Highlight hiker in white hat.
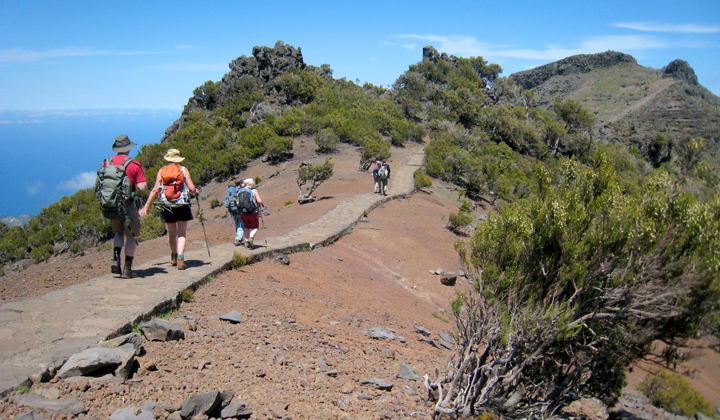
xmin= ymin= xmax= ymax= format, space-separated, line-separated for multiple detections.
xmin=139 ymin=149 xmax=199 ymax=270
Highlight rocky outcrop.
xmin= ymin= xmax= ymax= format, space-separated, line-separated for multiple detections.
xmin=662 ymin=59 xmax=699 ymax=85
xmin=163 ymin=41 xmax=332 ymax=141
xmin=510 ymin=51 xmax=637 ymax=90
xmin=422 ymin=45 xmax=461 ymax=67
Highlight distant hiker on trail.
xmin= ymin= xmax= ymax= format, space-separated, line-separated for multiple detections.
xmin=239 ymin=178 xmax=263 ymax=249
xmin=372 ymin=160 xmax=382 ymax=194
xmin=378 ymin=160 xmax=391 ymax=196
xmin=225 ymin=178 xmax=246 ymax=246
xmin=139 ymin=149 xmax=199 ymax=270
xmin=95 ymin=135 xmax=147 ymax=279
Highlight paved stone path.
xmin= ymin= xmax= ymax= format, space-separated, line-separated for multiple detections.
xmin=0 ymin=146 xmax=425 ymax=396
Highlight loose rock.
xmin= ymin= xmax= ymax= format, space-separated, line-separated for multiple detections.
xmin=139 ymin=319 xmax=185 ymax=342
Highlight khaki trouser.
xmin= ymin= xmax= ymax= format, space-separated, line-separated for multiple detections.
xmin=109 ymin=202 xmax=141 ymax=237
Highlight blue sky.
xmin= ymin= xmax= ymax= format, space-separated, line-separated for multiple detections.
xmin=0 ymin=0 xmax=718 ymax=216
xmin=1 ymin=0 xmax=718 ymax=111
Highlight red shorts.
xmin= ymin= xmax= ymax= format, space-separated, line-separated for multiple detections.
xmin=241 ymin=212 xmax=259 ymax=229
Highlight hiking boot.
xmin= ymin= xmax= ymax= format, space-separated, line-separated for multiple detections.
xmin=111 ymin=259 xmax=122 ymax=275
xmin=246 ymin=237 xmax=254 ymax=249
xmin=177 ymin=257 xmax=187 ymax=270
xmin=121 ymin=264 xmax=135 ymax=279
xmin=171 ymin=253 xmax=178 ymax=267
xmin=111 ymin=247 xmax=122 ymax=275
xmin=234 ymin=238 xmax=243 ymax=246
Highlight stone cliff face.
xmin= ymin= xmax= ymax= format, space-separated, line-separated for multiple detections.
xmin=510 ymin=51 xmax=637 ymax=90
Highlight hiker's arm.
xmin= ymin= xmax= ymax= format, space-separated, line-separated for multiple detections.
xmin=138 ymin=174 xmax=161 ymax=217
xmin=254 ymin=190 xmax=263 ymax=207
xmin=136 ymin=181 xmax=147 ymax=192
xmin=184 ymin=168 xmax=200 ymax=195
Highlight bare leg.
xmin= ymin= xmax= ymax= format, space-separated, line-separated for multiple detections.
xmin=176 ymin=221 xmax=188 ymax=255
xmin=166 ymin=223 xmax=178 ymax=254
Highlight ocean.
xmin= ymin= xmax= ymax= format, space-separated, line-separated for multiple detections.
xmin=0 ymin=108 xmax=180 ymax=218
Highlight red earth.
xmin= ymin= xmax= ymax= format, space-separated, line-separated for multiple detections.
xmin=1 ymin=138 xmax=717 ymax=419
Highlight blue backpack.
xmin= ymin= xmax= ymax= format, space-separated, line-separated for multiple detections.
xmin=225 ymin=185 xmax=241 ymax=214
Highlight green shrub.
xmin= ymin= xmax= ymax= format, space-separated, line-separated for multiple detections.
xmin=137 ymin=212 xmax=166 ymax=243
xmin=180 ymin=288 xmax=194 ymax=302
xmin=231 ymin=252 xmax=253 ymax=268
xmin=30 ymin=244 xmax=53 ymax=263
xmin=315 ymin=128 xmax=338 ymax=153
xmin=414 ymin=169 xmax=432 ymax=190
xmin=209 ymin=198 xmax=220 ymax=209
xmin=449 ymin=199 xmax=473 ymax=230
xmin=264 ymin=135 xmax=294 ymax=161
xmin=638 ymin=370 xmax=716 ymax=418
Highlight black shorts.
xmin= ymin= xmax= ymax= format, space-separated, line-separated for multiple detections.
xmin=160 ymin=205 xmax=194 ymax=224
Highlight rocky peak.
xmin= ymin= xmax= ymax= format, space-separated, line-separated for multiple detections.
xmin=423 ymin=46 xmax=441 ymax=62
xmin=662 ymin=59 xmax=698 ymax=85
xmin=422 ymin=45 xmax=459 ymax=66
xmin=510 ymin=51 xmax=638 ymax=90
xmin=227 ymin=40 xmax=306 ymax=84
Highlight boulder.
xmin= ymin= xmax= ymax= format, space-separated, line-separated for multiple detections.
xmin=361 ymin=377 xmax=394 ymax=391
xmin=179 ymin=390 xmax=221 ymax=420
xmin=109 ymin=407 xmax=156 ymax=420
xmin=398 ymin=363 xmax=421 ymax=382
xmin=139 ymin=319 xmax=184 ymax=341
xmin=367 ymin=327 xmax=395 ymax=340
xmin=414 ymin=326 xmax=431 ymax=336
xmin=114 ymin=343 xmax=138 ymax=380
xmin=219 ymin=311 xmax=243 ymax=324
xmin=440 ymin=272 xmax=457 ymax=286
xmin=98 ymin=333 xmax=144 ymax=356
xmin=220 ymin=400 xmax=252 ymax=419
xmin=56 ymin=347 xmax=122 ymax=379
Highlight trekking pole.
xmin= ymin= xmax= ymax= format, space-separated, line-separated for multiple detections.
xmin=195 ymin=195 xmax=211 ymax=258
xmin=259 ymin=206 xmax=268 ymax=247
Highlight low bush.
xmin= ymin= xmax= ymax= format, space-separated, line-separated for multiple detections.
xmin=638 ymin=370 xmax=716 ymax=418
xmin=448 ymin=199 xmax=473 ymax=231
xmin=30 ymin=244 xmax=53 ymax=263
xmin=414 ymin=169 xmax=432 ymax=190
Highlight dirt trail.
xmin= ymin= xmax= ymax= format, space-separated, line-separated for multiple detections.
xmin=607 ymin=78 xmax=675 ymax=123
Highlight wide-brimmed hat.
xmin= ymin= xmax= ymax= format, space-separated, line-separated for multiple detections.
xmin=243 ymin=178 xmax=255 ymax=188
xmin=112 ymin=135 xmax=136 ymax=153
xmin=163 ymin=149 xmax=185 ymax=163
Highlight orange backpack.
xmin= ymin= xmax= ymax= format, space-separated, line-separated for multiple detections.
xmin=159 ymin=164 xmax=187 ymax=203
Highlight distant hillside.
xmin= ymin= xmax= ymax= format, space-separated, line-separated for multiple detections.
xmin=510 ymin=51 xmax=720 ymax=175
xmin=0 ymin=214 xmax=31 ymax=227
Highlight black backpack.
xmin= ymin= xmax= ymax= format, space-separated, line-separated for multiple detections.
xmin=236 ymin=187 xmax=257 ymax=214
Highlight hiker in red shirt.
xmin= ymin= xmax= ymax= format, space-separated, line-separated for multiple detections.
xmin=104 ymin=135 xmax=147 ymax=278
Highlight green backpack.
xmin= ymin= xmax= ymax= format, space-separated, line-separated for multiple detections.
xmin=95 ymin=157 xmax=136 ymax=221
